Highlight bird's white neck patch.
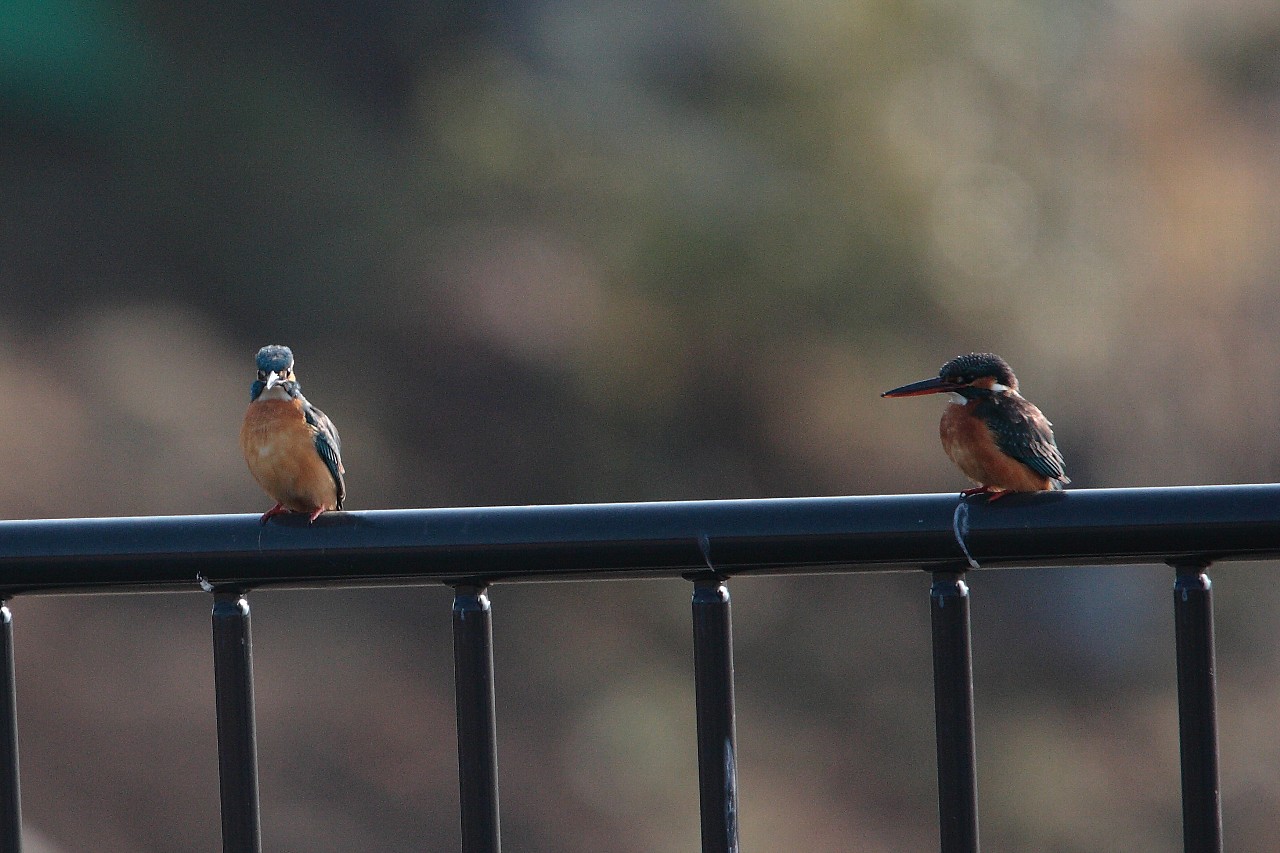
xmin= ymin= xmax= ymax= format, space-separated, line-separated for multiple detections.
xmin=256 ymin=385 xmax=291 ymax=402
xmin=948 ymin=393 xmax=967 ymax=405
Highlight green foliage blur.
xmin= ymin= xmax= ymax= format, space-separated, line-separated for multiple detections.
xmin=4 ymin=0 xmax=1280 ymax=850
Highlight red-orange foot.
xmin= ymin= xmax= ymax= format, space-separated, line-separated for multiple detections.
xmin=260 ymin=503 xmax=287 ymax=524
xmin=307 ymin=507 xmax=327 ymax=523
xmin=960 ymin=485 xmax=1013 ymax=501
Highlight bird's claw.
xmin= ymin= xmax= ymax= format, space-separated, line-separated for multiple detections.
xmin=959 ymin=486 xmax=1010 ymax=501
xmin=260 ymin=503 xmax=287 ymax=524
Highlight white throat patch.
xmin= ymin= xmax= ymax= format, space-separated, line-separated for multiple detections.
xmin=256 ymin=385 xmax=291 ymax=402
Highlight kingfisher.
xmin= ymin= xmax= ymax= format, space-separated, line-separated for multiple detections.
xmin=240 ymin=345 xmax=345 ymax=523
xmin=881 ymin=352 xmax=1068 ymax=499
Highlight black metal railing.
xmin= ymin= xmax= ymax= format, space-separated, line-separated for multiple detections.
xmin=0 ymin=483 xmax=1276 ymax=852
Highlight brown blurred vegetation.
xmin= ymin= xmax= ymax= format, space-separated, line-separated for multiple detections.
xmin=3 ymin=0 xmax=1280 ymax=850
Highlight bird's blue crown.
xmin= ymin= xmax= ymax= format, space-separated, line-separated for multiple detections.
xmin=940 ymin=352 xmax=1015 ymax=386
xmin=255 ymin=345 xmax=294 ymax=374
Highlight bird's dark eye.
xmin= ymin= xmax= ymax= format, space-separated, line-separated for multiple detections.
xmin=257 ymin=370 xmax=266 ymax=380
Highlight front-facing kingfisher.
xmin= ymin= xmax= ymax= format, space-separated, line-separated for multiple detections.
xmin=881 ymin=352 xmax=1068 ymax=499
xmin=240 ymin=345 xmax=345 ymax=523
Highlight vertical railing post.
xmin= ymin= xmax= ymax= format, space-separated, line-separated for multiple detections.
xmin=452 ymin=584 xmax=501 ymax=853
xmin=0 ymin=601 xmax=21 ymax=853
xmin=212 ymin=591 xmax=262 ymax=853
xmin=930 ymin=570 xmax=979 ymax=853
xmin=1171 ymin=560 xmax=1222 ymax=853
xmin=691 ymin=576 xmax=739 ymax=853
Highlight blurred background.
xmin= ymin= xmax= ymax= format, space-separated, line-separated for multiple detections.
xmin=2 ymin=0 xmax=1280 ymax=849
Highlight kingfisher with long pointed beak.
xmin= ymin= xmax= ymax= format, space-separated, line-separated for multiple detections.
xmin=240 ymin=345 xmax=346 ymax=523
xmin=882 ymin=352 xmax=1068 ymax=499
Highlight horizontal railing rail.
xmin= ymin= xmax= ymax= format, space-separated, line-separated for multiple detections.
xmin=0 ymin=483 xmax=1272 ymax=853
xmin=0 ymin=484 xmax=1274 ymax=593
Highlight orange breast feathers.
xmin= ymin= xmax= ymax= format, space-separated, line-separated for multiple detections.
xmin=939 ymin=402 xmax=1054 ymax=493
xmin=240 ymin=399 xmax=341 ymax=513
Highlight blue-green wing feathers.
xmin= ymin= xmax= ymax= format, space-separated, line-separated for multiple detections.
xmin=982 ymin=396 xmax=1069 ymax=484
xmin=302 ymin=399 xmax=346 ymax=509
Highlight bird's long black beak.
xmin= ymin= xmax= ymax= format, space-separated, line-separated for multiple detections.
xmin=881 ymin=376 xmax=960 ymax=398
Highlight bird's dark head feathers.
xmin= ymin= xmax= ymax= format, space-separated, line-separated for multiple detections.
xmin=939 ymin=353 xmax=1017 ymax=391
xmin=255 ymin=345 xmax=294 ymax=374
